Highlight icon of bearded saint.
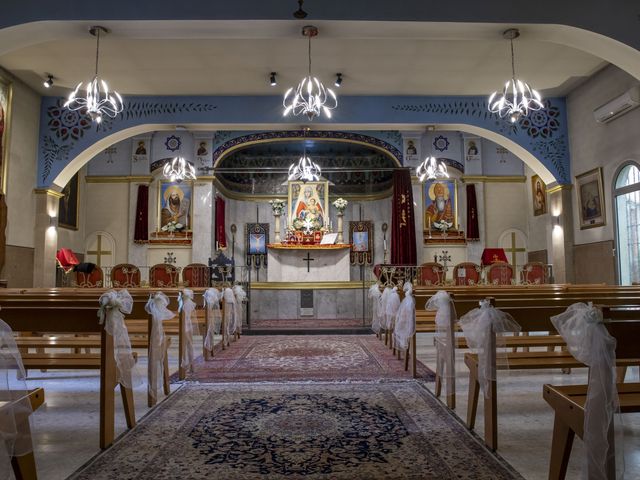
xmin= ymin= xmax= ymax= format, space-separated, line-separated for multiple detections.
xmin=426 ymin=182 xmax=454 ymax=225
xmin=161 ymin=186 xmax=190 ymax=228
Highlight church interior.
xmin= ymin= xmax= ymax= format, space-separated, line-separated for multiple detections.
xmin=1 ymin=2 xmax=639 ymax=479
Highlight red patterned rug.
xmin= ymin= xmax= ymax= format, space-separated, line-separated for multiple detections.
xmin=249 ymin=318 xmax=367 ymax=329
xmin=186 ymin=335 xmax=435 ymax=383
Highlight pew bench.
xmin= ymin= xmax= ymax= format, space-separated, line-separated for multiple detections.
xmin=6 ymin=387 xmax=45 ymax=480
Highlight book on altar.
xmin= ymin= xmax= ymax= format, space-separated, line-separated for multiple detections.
xmin=320 ymin=233 xmax=338 ymax=245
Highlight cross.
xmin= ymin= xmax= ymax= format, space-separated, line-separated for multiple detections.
xmin=504 ymin=231 xmax=526 ymax=270
xmin=302 ymin=252 xmax=315 ymax=272
xmin=164 ymin=252 xmax=177 ymax=264
xmin=438 ymin=250 xmax=452 ymax=271
xmin=86 ymin=234 xmax=112 ymax=267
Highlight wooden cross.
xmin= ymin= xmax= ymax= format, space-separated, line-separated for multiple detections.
xmin=86 ymin=234 xmax=112 ymax=267
xmin=504 ymin=231 xmax=526 ymax=269
xmin=302 ymin=252 xmax=315 ymax=272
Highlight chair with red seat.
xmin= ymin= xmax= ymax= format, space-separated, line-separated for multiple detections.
xmin=418 ymin=262 xmax=445 ymax=286
xmin=111 ymin=263 xmax=141 ymax=288
xmin=149 ymin=264 xmax=179 ymax=288
xmin=182 ymin=263 xmax=209 ymax=287
xmin=486 ymin=262 xmax=514 ymax=285
xmin=75 ymin=266 xmax=104 ymax=288
xmin=452 ymin=262 xmax=482 ymax=286
xmin=520 ymin=261 xmax=547 ymax=284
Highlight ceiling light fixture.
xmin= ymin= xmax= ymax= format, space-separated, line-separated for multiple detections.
xmin=416 ymin=155 xmax=449 ymax=182
xmin=334 ymin=73 xmax=343 ymax=88
xmin=163 ymin=157 xmax=197 ymax=182
xmin=43 ymin=74 xmax=54 ymax=89
xmin=293 ymin=0 xmax=308 ymax=19
xmin=488 ymin=28 xmax=544 ymax=123
xmin=288 ymin=129 xmax=321 ymax=183
xmin=283 ymin=25 xmax=337 ymax=121
xmin=64 ymin=26 xmax=123 ymax=124
xmin=270 ymin=72 xmax=277 ymax=86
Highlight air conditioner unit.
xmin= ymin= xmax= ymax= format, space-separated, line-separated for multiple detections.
xmin=593 ymin=85 xmax=640 ymax=124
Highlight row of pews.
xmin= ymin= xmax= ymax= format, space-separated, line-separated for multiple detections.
xmin=1 ymin=286 xmax=243 ymax=479
xmin=377 ymin=283 xmax=640 ymax=479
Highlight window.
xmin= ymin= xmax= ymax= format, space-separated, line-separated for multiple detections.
xmin=614 ymin=163 xmax=640 ymax=285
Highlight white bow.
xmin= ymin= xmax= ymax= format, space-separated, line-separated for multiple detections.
xmin=426 ymin=290 xmax=457 ymax=400
xmin=223 ymin=288 xmax=237 ymax=338
xmin=203 ymin=288 xmax=222 ymax=351
xmin=368 ymin=283 xmax=382 ymax=334
xmin=385 ymin=287 xmax=401 ymax=330
xmin=393 ymin=282 xmax=415 ymax=350
xmin=232 ymin=285 xmax=246 ymax=335
xmin=179 ymin=289 xmax=197 ymax=372
xmin=145 ymin=292 xmax=174 ymax=400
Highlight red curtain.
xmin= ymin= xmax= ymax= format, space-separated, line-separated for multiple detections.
xmin=466 ymin=184 xmax=480 ymax=241
xmin=215 ymin=195 xmax=227 ymax=250
xmin=133 ymin=184 xmax=148 ymax=243
xmin=390 ymin=169 xmax=417 ymax=265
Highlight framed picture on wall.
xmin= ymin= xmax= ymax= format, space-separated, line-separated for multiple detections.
xmin=349 ymin=221 xmax=373 ymax=265
xmin=0 ymin=74 xmax=12 ymax=195
xmin=576 ymin=167 xmax=606 ymax=229
xmin=158 ymin=180 xmax=193 ymax=231
xmin=531 ymin=174 xmax=547 ymax=216
xmin=245 ymin=222 xmax=269 ymax=268
xmin=58 ymin=173 xmax=79 ymax=230
xmin=423 ymin=179 xmax=458 ymax=232
xmin=288 ymin=181 xmax=329 ymax=231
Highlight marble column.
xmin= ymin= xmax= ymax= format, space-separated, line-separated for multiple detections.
xmin=33 ymin=189 xmax=62 ymax=287
xmin=192 ymin=181 xmax=213 ymax=264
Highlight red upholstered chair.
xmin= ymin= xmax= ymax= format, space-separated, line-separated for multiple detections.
xmin=418 ymin=262 xmax=445 ymax=286
xmin=111 ymin=263 xmax=141 ymax=288
xmin=487 ymin=262 xmax=514 ymax=285
xmin=150 ymin=264 xmax=179 ymax=288
xmin=182 ymin=263 xmax=209 ymax=287
xmin=452 ymin=262 xmax=481 ymax=286
xmin=521 ymin=262 xmax=547 ymax=285
xmin=75 ymin=266 xmax=104 ymax=288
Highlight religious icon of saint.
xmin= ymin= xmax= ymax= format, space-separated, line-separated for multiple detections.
xmin=406 ymin=140 xmax=417 ymax=155
xmin=467 ymin=141 xmax=478 ymax=156
xmin=135 ymin=141 xmax=147 ymax=156
xmin=426 ymin=182 xmax=454 ymax=227
xmin=197 ymin=141 xmax=208 ymax=156
xmin=581 ymin=184 xmax=601 ymax=220
xmin=161 ymin=185 xmax=191 ymax=229
xmin=352 ymin=231 xmax=368 ymax=251
xmin=533 ymin=178 xmax=547 ymax=216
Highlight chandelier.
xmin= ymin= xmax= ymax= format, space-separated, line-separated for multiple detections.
xmin=416 ymin=156 xmax=449 ymax=182
xmin=288 ymin=130 xmax=321 ymax=182
xmin=163 ymin=157 xmax=196 ymax=182
xmin=64 ymin=26 xmax=123 ymax=124
xmin=283 ymin=25 xmax=337 ymax=120
xmin=488 ymin=28 xmax=544 ymax=123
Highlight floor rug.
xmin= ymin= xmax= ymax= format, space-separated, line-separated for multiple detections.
xmin=186 ymin=335 xmax=435 ymax=382
xmin=249 ymin=318 xmax=367 ymax=329
xmin=71 ymin=382 xmax=521 ymax=480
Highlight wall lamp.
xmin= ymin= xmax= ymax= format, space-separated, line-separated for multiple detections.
xmin=270 ymin=72 xmax=277 ymax=87
xmin=43 ymin=74 xmax=54 ymax=88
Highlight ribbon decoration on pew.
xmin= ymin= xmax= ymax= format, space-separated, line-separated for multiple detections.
xmin=223 ymin=288 xmax=237 ymax=339
xmin=368 ymin=282 xmax=382 ymax=334
xmin=0 ymin=319 xmax=33 ymax=478
xmin=178 ymin=289 xmax=197 ymax=373
xmin=97 ymin=289 xmax=140 ymax=388
xmin=551 ymin=303 xmax=625 ymax=480
xmin=459 ymin=299 xmax=520 ymax=398
xmin=394 ymin=282 xmax=416 ymax=350
xmin=145 ymin=292 xmax=174 ymax=400
xmin=385 ymin=286 xmax=401 ymax=331
xmin=233 ymin=285 xmax=247 ymax=335
xmin=427 ymin=290 xmax=457 ymax=403
xmin=379 ymin=286 xmax=393 ymax=332
xmin=203 ymin=288 xmax=222 ymax=351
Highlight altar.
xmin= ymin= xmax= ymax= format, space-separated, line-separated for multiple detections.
xmin=267 ymin=244 xmax=351 ymax=282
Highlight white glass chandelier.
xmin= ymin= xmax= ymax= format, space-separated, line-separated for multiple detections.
xmin=283 ymin=25 xmax=337 ymax=120
xmin=163 ymin=157 xmax=197 ymax=182
xmin=488 ymin=28 xmax=544 ymax=123
xmin=288 ymin=154 xmax=321 ymax=183
xmin=416 ymin=156 xmax=449 ymax=182
xmin=64 ymin=26 xmax=123 ymax=124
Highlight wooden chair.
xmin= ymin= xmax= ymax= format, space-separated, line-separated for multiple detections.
xmin=452 ymin=262 xmax=481 ymax=286
xmin=149 ymin=264 xmax=179 ymax=288
xmin=418 ymin=262 xmax=445 ymax=286
xmin=521 ymin=261 xmax=547 ymax=284
xmin=486 ymin=262 xmax=514 ymax=285
xmin=75 ymin=266 xmax=104 ymax=288
xmin=182 ymin=263 xmax=209 ymax=287
xmin=110 ymin=263 xmax=141 ymax=288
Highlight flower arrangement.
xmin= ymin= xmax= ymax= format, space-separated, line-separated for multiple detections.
xmin=269 ymin=199 xmax=286 ymax=215
xmin=433 ymin=220 xmax=452 ymax=233
xmin=162 ymin=221 xmax=184 ymax=233
xmin=332 ymin=198 xmax=348 ymax=214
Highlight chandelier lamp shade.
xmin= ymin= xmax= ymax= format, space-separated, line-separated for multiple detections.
xmin=487 ymin=28 xmax=544 ymax=123
xmin=416 ymin=155 xmax=449 ymax=182
xmin=163 ymin=157 xmax=197 ymax=182
xmin=283 ymin=25 xmax=337 ymax=120
xmin=288 ymin=154 xmax=322 ymax=183
xmin=64 ymin=26 xmax=124 ymax=124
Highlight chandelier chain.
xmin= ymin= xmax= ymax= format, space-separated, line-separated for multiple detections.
xmin=308 ymin=34 xmax=312 ymax=76
xmin=94 ymin=27 xmax=101 ymax=76
xmin=510 ymin=38 xmax=516 ymax=79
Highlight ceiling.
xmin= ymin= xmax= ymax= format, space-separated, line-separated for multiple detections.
xmin=0 ymin=20 xmax=606 ymax=97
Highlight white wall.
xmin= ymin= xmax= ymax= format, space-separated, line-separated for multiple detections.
xmin=484 ymin=182 xmax=528 ymax=247
xmin=524 ymin=165 xmax=551 ymax=254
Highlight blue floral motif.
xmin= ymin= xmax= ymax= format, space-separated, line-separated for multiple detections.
xmin=164 ymin=135 xmax=182 ymax=152
xmin=433 ymin=135 xmax=450 ymax=152
xmin=518 ymin=102 xmax=561 ymax=139
xmin=47 ymin=100 xmax=91 ymax=141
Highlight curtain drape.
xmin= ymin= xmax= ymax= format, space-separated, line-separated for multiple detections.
xmin=215 ymin=195 xmax=227 ymax=250
xmin=133 ymin=184 xmax=148 ymax=243
xmin=390 ymin=169 xmax=417 ymax=265
xmin=466 ymin=184 xmax=480 ymax=241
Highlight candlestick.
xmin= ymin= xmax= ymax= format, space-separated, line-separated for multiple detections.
xmin=383 ymin=238 xmax=387 ymax=251
xmin=428 ymin=217 xmax=431 ymax=234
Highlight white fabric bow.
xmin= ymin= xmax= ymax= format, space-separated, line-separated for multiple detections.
xmin=0 ymin=319 xmax=33 ymax=479
xmin=179 ymin=289 xmax=197 ymax=372
xmin=223 ymin=288 xmax=237 ymax=338
xmin=203 ymin=288 xmax=222 ymax=351
xmin=393 ymin=282 xmax=416 ymax=350
xmin=145 ymin=292 xmax=174 ymax=400
xmin=98 ymin=289 xmax=139 ymax=388
xmin=368 ymin=283 xmax=382 ymax=334
xmin=232 ymin=285 xmax=246 ymax=335
xmin=379 ymin=287 xmax=393 ymax=331
xmin=459 ymin=300 xmax=520 ymax=398
xmin=551 ymin=303 xmax=624 ymax=480
xmin=385 ymin=287 xmax=401 ymax=330
xmin=426 ymin=290 xmax=457 ymax=400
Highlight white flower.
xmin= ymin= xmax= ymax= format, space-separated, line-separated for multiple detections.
xmin=269 ymin=199 xmax=286 ymax=215
xmin=333 ymin=198 xmax=348 ymax=210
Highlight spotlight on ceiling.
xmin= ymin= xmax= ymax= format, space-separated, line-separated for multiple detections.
xmin=270 ymin=72 xmax=277 ymax=87
xmin=43 ymin=74 xmax=54 ymax=89
xmin=334 ymin=73 xmax=343 ymax=88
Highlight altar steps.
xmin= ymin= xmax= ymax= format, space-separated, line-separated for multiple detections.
xmin=245 ymin=318 xmax=372 ymax=336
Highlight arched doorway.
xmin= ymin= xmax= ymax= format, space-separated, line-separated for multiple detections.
xmin=613 ymin=162 xmax=640 ymax=285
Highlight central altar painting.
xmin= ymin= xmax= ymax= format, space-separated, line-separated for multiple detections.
xmin=288 ymin=181 xmax=329 ymax=231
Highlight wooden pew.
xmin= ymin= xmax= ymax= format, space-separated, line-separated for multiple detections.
xmin=543 ymin=307 xmax=640 ymax=480
xmin=7 ymin=387 xmax=45 ymax=480
xmin=0 ymin=298 xmax=134 ymax=449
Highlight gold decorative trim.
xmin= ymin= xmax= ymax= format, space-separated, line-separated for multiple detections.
xmin=461 ymin=175 xmax=527 ymax=183
xmin=251 ymin=281 xmax=373 ymax=290
xmin=85 ymin=176 xmax=153 ymax=183
xmin=547 ymin=184 xmax=573 ymax=194
xmin=33 ymin=188 xmax=64 ymax=199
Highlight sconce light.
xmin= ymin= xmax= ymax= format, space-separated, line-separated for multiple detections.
xmin=270 ymin=72 xmax=277 ymax=86
xmin=554 ymin=215 xmax=561 ymax=226
xmin=49 ymin=215 xmax=56 ymax=227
